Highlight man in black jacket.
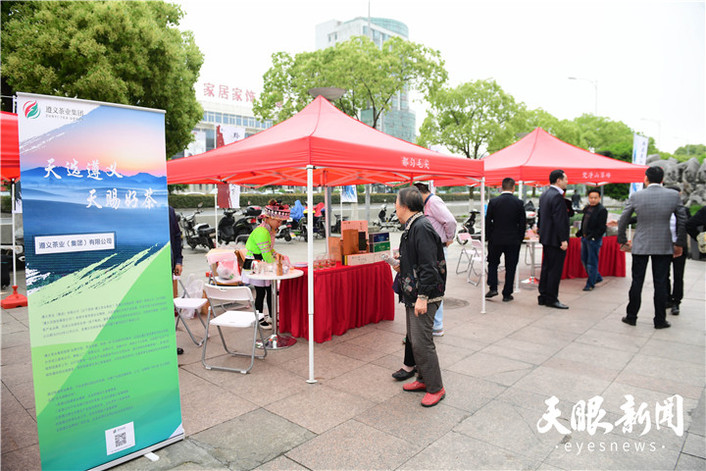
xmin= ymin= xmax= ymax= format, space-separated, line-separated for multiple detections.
xmin=537 ymin=169 xmax=570 ymax=309
xmin=485 ymin=177 xmax=526 ymax=302
xmin=576 ymin=188 xmax=608 ymax=291
xmin=394 ymin=186 xmax=446 ymax=407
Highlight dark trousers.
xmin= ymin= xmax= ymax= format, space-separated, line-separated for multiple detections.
xmin=538 ymin=245 xmax=567 ymax=304
xmin=254 ymin=285 xmax=272 ymax=316
xmin=668 ymin=252 xmax=687 ymax=306
xmin=406 ymin=301 xmax=443 ymax=393
xmin=626 ymin=254 xmax=672 ymax=325
xmin=487 ymin=243 xmax=521 ymax=297
xmin=580 ymin=237 xmax=603 ymax=288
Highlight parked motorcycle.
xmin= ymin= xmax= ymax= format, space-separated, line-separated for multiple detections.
xmin=378 ymin=203 xmax=403 ymax=231
xmin=180 ymin=203 xmax=216 ymax=250
xmin=455 ymin=210 xmax=480 ymax=245
xmin=217 ymin=206 xmax=261 ymax=245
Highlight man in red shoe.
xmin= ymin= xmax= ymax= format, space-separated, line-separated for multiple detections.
xmin=395 ymin=186 xmax=446 ymax=407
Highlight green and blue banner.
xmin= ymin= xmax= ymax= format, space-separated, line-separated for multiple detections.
xmin=17 ymin=93 xmax=182 ymax=470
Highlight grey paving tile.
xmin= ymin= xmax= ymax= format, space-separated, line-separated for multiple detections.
xmin=0 ymin=361 xmax=34 ymax=390
xmin=114 ymin=438 xmax=227 ymax=470
xmin=0 ymin=342 xmax=31 ymax=366
xmin=279 ymin=348 xmax=367 ymax=382
xmin=511 ymin=365 xmax=613 ymax=404
xmin=683 ymin=432 xmax=706 ymax=459
xmin=355 ymin=392 xmax=469 ymax=447
xmin=255 ymin=455 xmax=309 ymax=470
xmin=481 ymin=337 xmax=562 ymax=365
xmin=553 ymin=341 xmax=636 ymax=372
xmin=4 ymin=376 xmax=35 ymax=410
xmin=180 ymin=381 xmax=259 ymax=435
xmin=574 ymin=328 xmax=650 ymax=353
xmin=182 ymin=358 xmax=312 ymax=408
xmin=507 ymin=326 xmax=580 ymax=351
xmin=1 ymin=384 xmax=38 ymax=453
xmin=434 ymin=370 xmax=506 ymax=413
xmin=0 ymin=443 xmax=41 ymax=471
xmin=399 ymin=430 xmax=538 ymax=470
xmin=688 ymin=390 xmax=706 ymax=436
xmin=326 ymin=363 xmax=404 ymax=403
xmin=620 ymin=354 xmax=705 ymax=389
xmin=190 ymin=408 xmax=314 ymax=470
xmin=675 ymin=452 xmax=706 ymax=470
xmin=265 ymin=383 xmax=374 ymax=434
xmin=447 ymin=351 xmax=534 ymax=386
xmin=286 ymin=419 xmax=419 ymax=470
xmin=454 ymin=400 xmax=565 ymax=461
xmin=329 ymin=338 xmax=396 ymax=362
xmin=523 ymin=312 xmax=597 ymax=335
xmin=614 ymin=371 xmax=704 ymax=401
xmin=541 ymin=356 xmax=621 ymax=383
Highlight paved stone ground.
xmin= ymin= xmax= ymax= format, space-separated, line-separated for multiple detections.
xmin=2 ymin=235 xmax=705 ymax=470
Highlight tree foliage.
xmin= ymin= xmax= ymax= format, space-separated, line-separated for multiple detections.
xmin=417 ymin=79 xmax=520 ymax=158
xmin=253 ymin=36 xmax=447 ymax=131
xmin=1 ymin=0 xmax=203 ymax=157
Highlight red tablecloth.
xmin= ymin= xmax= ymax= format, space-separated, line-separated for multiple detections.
xmin=278 ymin=261 xmax=395 ymax=343
xmin=561 ymin=235 xmax=626 ymax=279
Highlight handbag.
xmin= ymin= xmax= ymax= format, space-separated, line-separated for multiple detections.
xmin=392 ymin=273 xmax=401 ymax=294
xmin=697 ymin=232 xmax=706 ymax=254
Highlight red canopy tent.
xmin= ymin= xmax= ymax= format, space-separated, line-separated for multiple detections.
xmin=1 ymin=111 xmax=21 ymax=182
xmin=167 ymin=96 xmax=483 ymax=187
xmin=167 ymin=97 xmax=486 ymax=382
xmin=1 ymin=111 xmax=27 ymax=308
xmin=437 ymin=127 xmax=648 ymax=187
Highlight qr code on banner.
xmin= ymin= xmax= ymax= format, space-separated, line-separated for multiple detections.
xmin=105 ymin=422 xmax=135 ymax=455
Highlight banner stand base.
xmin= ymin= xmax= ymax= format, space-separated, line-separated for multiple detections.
xmin=88 ymin=434 xmax=184 ymax=471
xmin=1 ymin=286 xmax=28 ymax=309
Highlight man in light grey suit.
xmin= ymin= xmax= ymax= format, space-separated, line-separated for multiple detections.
xmin=618 ymin=166 xmax=686 ymax=329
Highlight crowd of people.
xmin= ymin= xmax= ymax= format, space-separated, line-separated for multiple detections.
xmin=174 ymin=170 xmax=704 ymax=408
xmin=387 ymin=167 xmax=703 ymax=407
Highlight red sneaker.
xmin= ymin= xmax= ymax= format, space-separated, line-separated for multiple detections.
xmin=421 ymin=388 xmax=446 ymax=407
xmin=403 ymin=381 xmax=427 ymax=392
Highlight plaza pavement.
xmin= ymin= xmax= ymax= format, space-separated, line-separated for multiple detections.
xmin=2 ymin=234 xmax=705 ymax=471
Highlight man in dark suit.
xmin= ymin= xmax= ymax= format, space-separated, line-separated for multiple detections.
xmin=537 ymin=169 xmax=570 ymax=309
xmin=617 ymin=167 xmax=686 ymax=329
xmin=576 ymin=188 xmax=608 ymax=291
xmin=485 ymin=177 xmax=526 ymax=302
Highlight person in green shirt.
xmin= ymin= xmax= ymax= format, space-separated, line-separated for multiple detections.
xmin=244 ymin=200 xmax=289 ymax=329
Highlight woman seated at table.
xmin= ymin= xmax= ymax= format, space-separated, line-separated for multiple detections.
xmin=243 ymin=199 xmax=290 ymax=330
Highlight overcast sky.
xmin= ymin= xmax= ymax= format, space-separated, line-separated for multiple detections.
xmin=176 ymin=0 xmax=705 ymax=154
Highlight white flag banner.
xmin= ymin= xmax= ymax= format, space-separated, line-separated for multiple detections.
xmin=185 ymin=130 xmax=206 ymax=157
xmin=219 ymin=125 xmax=246 ymax=145
xmin=630 ymin=134 xmax=649 ymax=196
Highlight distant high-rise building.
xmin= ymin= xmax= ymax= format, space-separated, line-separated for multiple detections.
xmin=316 ymin=17 xmax=416 ymax=143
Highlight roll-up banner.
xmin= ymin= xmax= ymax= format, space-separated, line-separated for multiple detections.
xmin=17 ymin=93 xmax=183 ymax=471
xmin=630 ymin=133 xmax=649 ymax=196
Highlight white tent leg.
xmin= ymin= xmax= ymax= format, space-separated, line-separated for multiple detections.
xmin=306 ymin=165 xmax=317 ymax=384
xmin=515 ymin=181 xmax=524 ymax=293
xmin=480 ymin=178 xmax=486 ymax=314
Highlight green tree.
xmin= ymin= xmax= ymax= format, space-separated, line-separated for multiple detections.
xmin=1 ymin=0 xmax=203 ymax=157
xmin=674 ymin=144 xmax=706 ymax=163
xmin=417 ymin=79 xmax=520 ymax=158
xmin=253 ymin=36 xmax=447 ymax=133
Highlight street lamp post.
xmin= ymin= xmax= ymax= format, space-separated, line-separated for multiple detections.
xmin=568 ymin=76 xmax=598 ymax=116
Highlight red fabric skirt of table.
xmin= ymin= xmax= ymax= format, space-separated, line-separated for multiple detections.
xmin=561 ymin=235 xmax=626 ymax=279
xmin=278 ymin=261 xmax=395 ymax=343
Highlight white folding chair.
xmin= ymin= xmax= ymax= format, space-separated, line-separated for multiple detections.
xmin=174 ymin=276 xmax=207 ymax=346
xmin=465 ymin=239 xmax=485 ymax=286
xmin=201 ymin=284 xmax=267 ymax=374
